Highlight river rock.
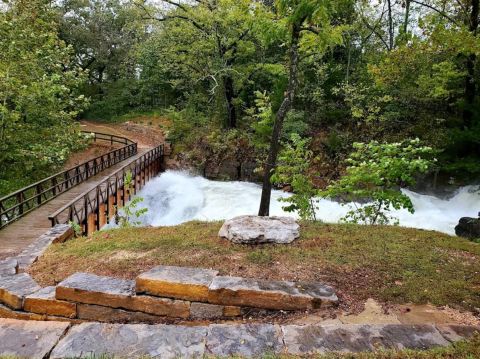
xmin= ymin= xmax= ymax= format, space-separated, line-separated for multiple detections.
xmin=218 ymin=215 xmax=299 ymax=244
xmin=455 ymin=215 xmax=480 ymax=239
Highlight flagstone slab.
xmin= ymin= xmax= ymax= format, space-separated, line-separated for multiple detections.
xmin=436 ymin=324 xmax=480 ymax=342
xmin=0 ymin=258 xmax=18 ymax=277
xmin=282 ymin=324 xmax=451 ymax=354
xmin=24 ymin=286 xmax=76 ymax=318
xmin=0 ymin=318 xmax=70 ymax=359
xmin=205 ymin=324 xmax=284 ymax=357
xmin=56 ymin=272 xmax=190 ymax=318
xmin=136 ymin=265 xmax=219 ymax=302
xmin=0 ymin=273 xmax=41 ymax=309
xmin=208 ymin=276 xmax=338 ymax=310
xmin=50 ymin=322 xmax=208 ymax=359
xmin=76 ymin=304 xmax=167 ymax=324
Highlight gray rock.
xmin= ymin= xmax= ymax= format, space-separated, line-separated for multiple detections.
xmin=219 ymin=215 xmax=300 ymax=244
xmin=436 ymin=324 xmax=480 ymax=342
xmin=0 ymin=273 xmax=41 ymax=309
xmin=50 ymin=323 xmax=207 ymax=359
xmin=0 ymin=318 xmax=70 ymax=359
xmin=282 ymin=324 xmax=451 ymax=354
xmin=190 ymin=302 xmax=224 ymax=319
xmin=208 ymin=275 xmax=338 ymax=310
xmin=206 ymin=324 xmax=284 ymax=357
xmin=0 ymin=258 xmax=18 ymax=277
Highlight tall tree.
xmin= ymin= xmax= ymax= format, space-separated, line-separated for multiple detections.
xmin=258 ymin=0 xmax=346 ymax=215
xmin=136 ymin=0 xmax=268 ymax=128
xmin=0 ymin=0 xmax=87 ymax=194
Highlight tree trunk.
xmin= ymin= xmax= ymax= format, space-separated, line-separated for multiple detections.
xmin=258 ymin=22 xmax=302 ymax=216
xmin=463 ymin=0 xmax=479 ymax=126
xmin=387 ymin=0 xmax=394 ymax=50
xmin=402 ymin=0 xmax=411 ymax=35
xmin=223 ymin=75 xmax=237 ymax=128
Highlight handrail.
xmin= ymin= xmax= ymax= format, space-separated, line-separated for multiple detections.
xmin=49 ymin=144 xmax=164 ymax=234
xmin=0 ymin=131 xmax=138 ymax=229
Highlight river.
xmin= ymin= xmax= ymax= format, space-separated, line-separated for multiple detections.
xmin=130 ymin=170 xmax=479 ymax=235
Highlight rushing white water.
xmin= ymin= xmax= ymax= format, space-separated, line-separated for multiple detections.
xmin=129 ymin=170 xmax=479 ymax=235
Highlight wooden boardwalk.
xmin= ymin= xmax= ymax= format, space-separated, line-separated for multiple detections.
xmin=0 ymin=149 xmax=148 ymax=259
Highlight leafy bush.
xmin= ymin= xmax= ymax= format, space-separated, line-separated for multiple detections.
xmin=115 ymin=171 xmax=148 ymax=228
xmin=272 ymin=133 xmax=319 ymax=221
xmin=322 ymin=139 xmax=437 ymax=225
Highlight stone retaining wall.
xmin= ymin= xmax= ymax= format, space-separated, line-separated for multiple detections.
xmin=1 ymin=226 xmax=338 ymax=323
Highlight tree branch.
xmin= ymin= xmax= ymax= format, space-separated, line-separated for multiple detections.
xmin=410 ymin=0 xmax=459 ymax=25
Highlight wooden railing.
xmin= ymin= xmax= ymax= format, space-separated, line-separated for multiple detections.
xmin=0 ymin=131 xmax=137 ymax=229
xmin=49 ymin=144 xmax=164 ymax=235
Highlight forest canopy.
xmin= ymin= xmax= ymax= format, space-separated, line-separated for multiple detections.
xmin=0 ymin=0 xmax=479 ymax=197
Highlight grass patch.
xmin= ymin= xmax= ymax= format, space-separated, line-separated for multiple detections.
xmin=29 ymin=222 xmax=480 ymax=311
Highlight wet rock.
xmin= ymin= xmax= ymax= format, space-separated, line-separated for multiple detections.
xmin=218 ymin=215 xmax=300 ymax=244
xmin=0 ymin=318 xmax=70 ymax=359
xmin=206 ymin=324 xmax=283 ymax=357
xmin=136 ymin=265 xmax=218 ymax=302
xmin=50 ymin=323 xmax=207 ymax=359
xmin=57 ymin=272 xmax=190 ymax=318
xmin=208 ymin=276 xmax=337 ymax=310
xmin=0 ymin=273 xmax=41 ymax=309
xmin=24 ymin=286 xmax=76 ymax=318
xmin=455 ymin=215 xmax=480 ymax=239
xmin=282 ymin=324 xmax=450 ymax=354
xmin=0 ymin=258 xmax=18 ymax=277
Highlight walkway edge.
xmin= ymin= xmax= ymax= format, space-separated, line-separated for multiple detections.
xmin=0 ymin=319 xmax=478 ymax=358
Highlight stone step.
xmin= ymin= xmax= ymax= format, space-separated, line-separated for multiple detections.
xmin=0 ymin=258 xmax=18 ymax=277
xmin=208 ymin=276 xmax=338 ymax=310
xmin=24 ymin=286 xmax=76 ymax=319
xmin=135 ymin=265 xmax=338 ymax=311
xmin=136 ymin=265 xmax=218 ymax=302
xmin=56 ymin=272 xmax=190 ymax=318
xmin=0 ymin=318 xmax=70 ymax=359
xmin=0 ymin=273 xmax=41 ymax=310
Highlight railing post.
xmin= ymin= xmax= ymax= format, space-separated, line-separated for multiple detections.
xmin=16 ymin=192 xmax=24 ymax=215
xmin=36 ymin=184 xmax=42 ymax=205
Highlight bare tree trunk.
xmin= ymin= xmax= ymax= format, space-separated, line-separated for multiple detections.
xmin=463 ymin=0 xmax=479 ymax=126
xmin=402 ymin=0 xmax=411 ymax=34
xmin=223 ymin=75 xmax=237 ymax=128
xmin=387 ymin=0 xmax=394 ymax=50
xmin=258 ymin=22 xmax=302 ymax=216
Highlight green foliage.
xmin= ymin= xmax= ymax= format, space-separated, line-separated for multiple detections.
xmin=115 ymin=171 xmax=148 ymax=228
xmin=0 ymin=0 xmax=88 ymax=196
xmin=68 ymin=221 xmax=82 ymax=238
xmin=322 ymin=139 xmax=437 ymax=225
xmin=272 ymin=134 xmax=319 ymax=220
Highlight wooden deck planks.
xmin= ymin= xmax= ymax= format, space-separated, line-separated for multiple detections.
xmin=0 ymin=149 xmax=148 ymax=259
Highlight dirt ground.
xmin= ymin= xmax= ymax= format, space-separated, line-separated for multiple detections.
xmin=80 ymin=120 xmax=166 ymax=149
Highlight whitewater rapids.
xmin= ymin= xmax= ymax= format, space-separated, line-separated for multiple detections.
xmin=129 ymin=170 xmax=479 ymax=235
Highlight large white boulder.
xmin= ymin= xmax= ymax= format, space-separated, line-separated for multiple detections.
xmin=218 ymin=215 xmax=300 ymax=244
